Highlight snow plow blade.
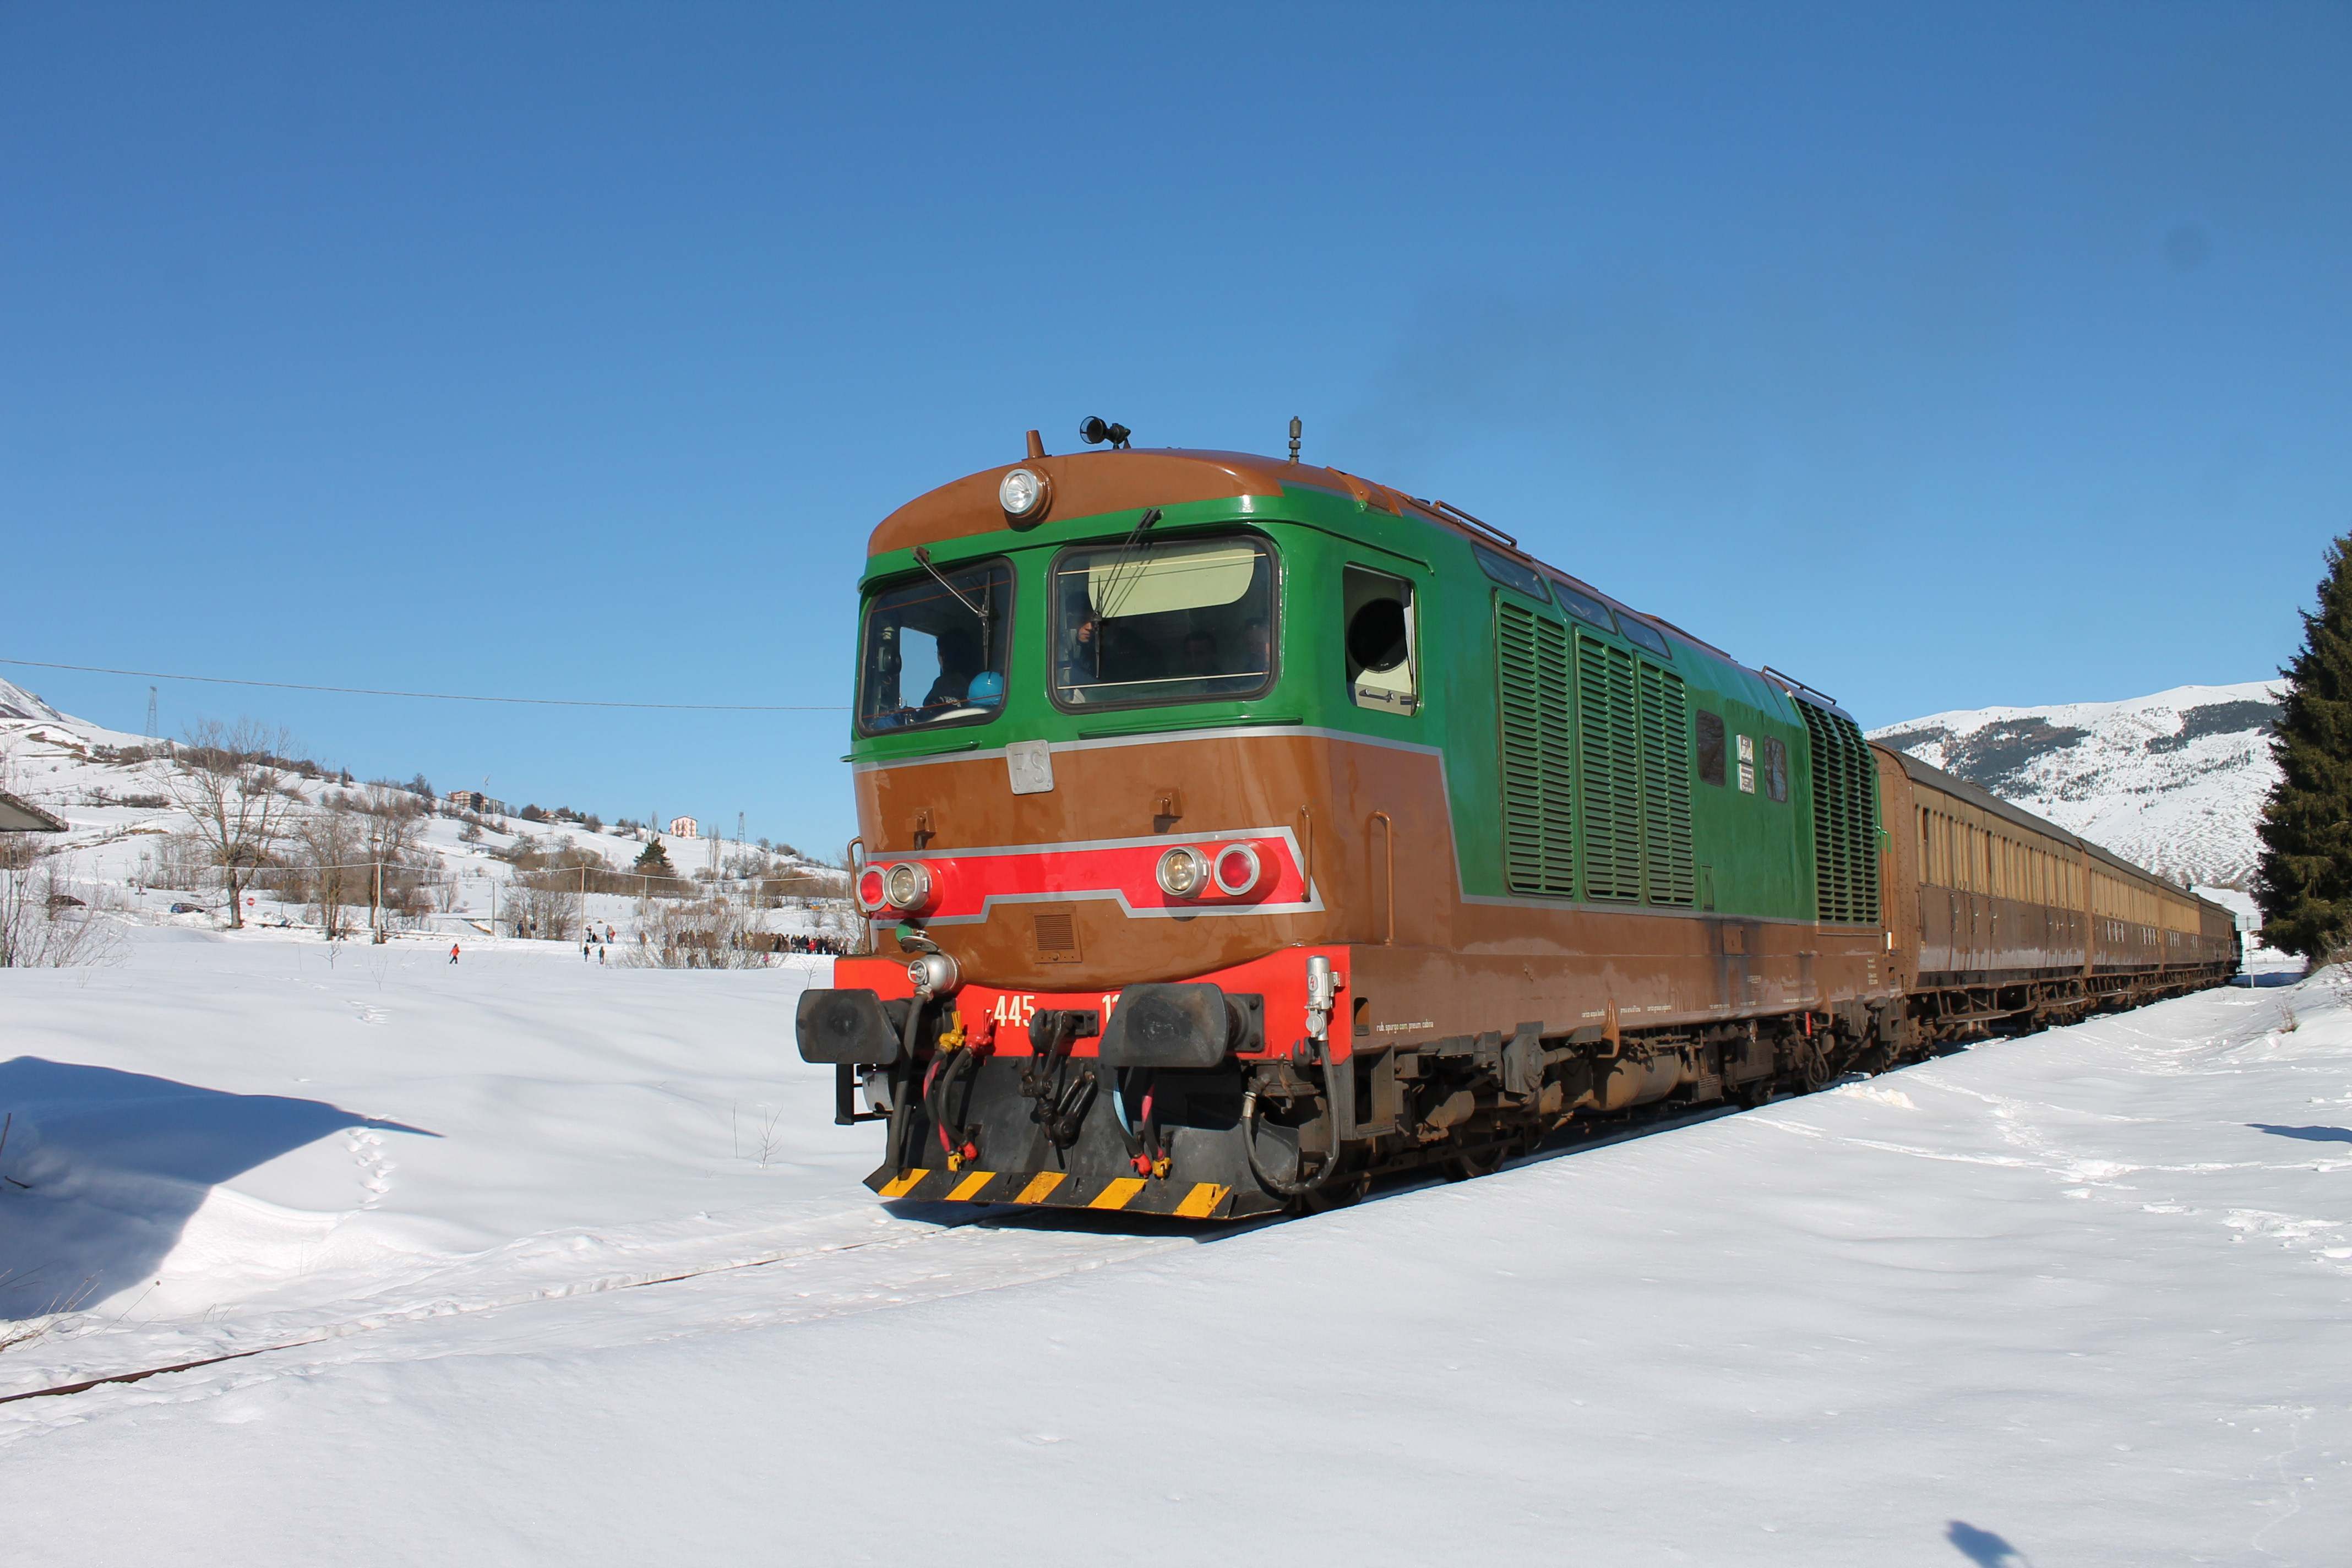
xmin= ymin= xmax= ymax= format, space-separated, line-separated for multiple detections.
xmin=864 ymin=1163 xmax=1260 ymax=1220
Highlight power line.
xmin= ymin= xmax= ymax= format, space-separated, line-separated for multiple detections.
xmin=0 ymin=657 xmax=846 ymax=712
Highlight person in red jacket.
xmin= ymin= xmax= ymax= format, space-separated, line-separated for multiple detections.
xmin=448 ymin=943 xmax=460 ymax=965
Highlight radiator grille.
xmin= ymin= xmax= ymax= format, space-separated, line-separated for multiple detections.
xmin=1576 ymin=633 xmax=1643 ymax=902
xmin=1498 ymin=603 xmax=1696 ymax=908
xmin=1799 ymin=701 xmax=1881 ymax=924
xmin=1496 ymin=601 xmax=1576 ymax=895
xmin=1638 ymin=661 xmax=1696 ymax=906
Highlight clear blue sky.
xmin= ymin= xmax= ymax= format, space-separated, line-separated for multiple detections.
xmin=5 ymin=4 xmax=2346 ymax=854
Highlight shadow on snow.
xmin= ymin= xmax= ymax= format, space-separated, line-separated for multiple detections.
xmin=1946 ymin=1520 xmax=2032 ymax=1566
xmin=0 ymin=1057 xmax=438 ymax=1321
xmin=2248 ymin=1123 xmax=2352 ymax=1144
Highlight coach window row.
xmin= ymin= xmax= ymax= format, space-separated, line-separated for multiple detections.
xmin=1917 ymin=805 xmax=2085 ymax=907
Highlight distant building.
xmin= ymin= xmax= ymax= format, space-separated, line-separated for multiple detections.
xmin=447 ymin=790 xmax=509 ymax=816
xmin=0 ymin=787 xmax=66 ymax=833
xmin=668 ymin=815 xmax=700 ymax=840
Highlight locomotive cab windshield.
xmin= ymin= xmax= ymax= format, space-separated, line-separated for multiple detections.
xmin=1052 ymin=533 xmax=1276 ymax=708
xmin=857 ymin=558 xmax=1012 ymax=732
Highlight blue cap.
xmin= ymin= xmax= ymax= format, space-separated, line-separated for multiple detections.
xmin=968 ymin=671 xmax=1005 ymax=705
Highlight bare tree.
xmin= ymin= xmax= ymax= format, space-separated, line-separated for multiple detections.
xmin=154 ymin=720 xmax=296 ymax=929
xmin=0 ymin=855 xmax=124 ymax=968
xmin=625 ymin=896 xmax=767 ymax=970
xmin=286 ymin=803 xmax=365 ymax=940
xmin=351 ymin=783 xmax=429 ymax=937
xmin=502 ymin=878 xmax=578 ymax=939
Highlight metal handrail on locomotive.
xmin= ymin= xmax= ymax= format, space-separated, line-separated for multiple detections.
xmin=796 ymin=424 xmax=2240 ymax=1219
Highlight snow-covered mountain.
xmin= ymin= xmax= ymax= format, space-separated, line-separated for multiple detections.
xmin=0 ymin=676 xmax=72 ymax=726
xmin=1869 ymin=682 xmax=2281 ymax=890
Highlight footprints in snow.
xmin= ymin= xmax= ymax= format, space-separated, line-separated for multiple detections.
xmin=1798 ymin=1065 xmax=2352 ymax=1275
xmin=345 ymin=1128 xmax=394 ymax=1208
xmin=2224 ymin=1208 xmax=2351 ymax=1272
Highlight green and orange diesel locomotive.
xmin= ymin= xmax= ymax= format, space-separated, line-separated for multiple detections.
xmin=796 ymin=429 xmax=2239 ymax=1219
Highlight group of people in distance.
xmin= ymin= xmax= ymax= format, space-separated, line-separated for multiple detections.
xmin=775 ymin=933 xmax=848 ymax=955
xmin=450 ymin=925 xmax=851 ymax=963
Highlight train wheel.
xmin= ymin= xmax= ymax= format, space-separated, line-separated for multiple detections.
xmin=1297 ymin=1173 xmax=1370 ymax=1215
xmin=1442 ymin=1138 xmax=1520 ymax=1182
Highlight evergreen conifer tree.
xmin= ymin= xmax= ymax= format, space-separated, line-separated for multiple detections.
xmin=634 ymin=839 xmax=677 ymax=880
xmin=2255 ymin=533 xmax=2352 ymax=960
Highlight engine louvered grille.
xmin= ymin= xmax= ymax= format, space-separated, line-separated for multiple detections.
xmin=1576 ymin=633 xmax=1643 ymax=902
xmin=1638 ymin=662 xmax=1695 ymax=906
xmin=1496 ymin=601 xmax=1699 ymax=911
xmin=1799 ymin=701 xmax=1881 ymax=924
xmin=1496 ymin=602 xmax=1575 ymax=895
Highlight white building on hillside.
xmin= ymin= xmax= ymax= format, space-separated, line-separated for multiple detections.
xmin=668 ymin=815 xmax=699 ymax=840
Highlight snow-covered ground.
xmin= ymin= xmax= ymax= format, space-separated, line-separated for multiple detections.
xmin=2 ymin=925 xmax=2345 ymax=1564
xmin=1872 ymin=682 xmax=2282 ymax=891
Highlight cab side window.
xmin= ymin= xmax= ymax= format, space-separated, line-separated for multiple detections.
xmin=1695 ymin=710 xmax=1727 ymax=786
xmin=1344 ymin=566 xmax=1417 ymax=714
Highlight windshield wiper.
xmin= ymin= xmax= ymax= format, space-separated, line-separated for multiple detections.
xmin=1091 ymin=507 xmax=1162 ymax=622
xmin=912 ymin=546 xmax=994 ymax=648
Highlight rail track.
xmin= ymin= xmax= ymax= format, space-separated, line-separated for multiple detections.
xmin=0 ymin=1199 xmax=1251 ymax=1422
xmin=0 ymin=1094 xmax=1773 ymax=1423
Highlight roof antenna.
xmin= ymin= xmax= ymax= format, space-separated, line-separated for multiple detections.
xmin=1287 ymin=415 xmax=1302 ymax=465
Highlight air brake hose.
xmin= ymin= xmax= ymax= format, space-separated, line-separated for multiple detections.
xmin=881 ymin=993 xmax=928 ymax=1170
xmin=1108 ymin=1074 xmax=1146 ymax=1162
xmin=1240 ymin=1050 xmax=1345 ymax=1199
xmin=1111 ymin=1072 xmax=1168 ymax=1176
xmin=926 ymin=1046 xmax=979 ymax=1160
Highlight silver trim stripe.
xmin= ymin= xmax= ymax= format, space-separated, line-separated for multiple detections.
xmin=865 ymin=825 xmax=1325 ymax=927
xmin=848 ymin=723 xmax=1444 ymax=773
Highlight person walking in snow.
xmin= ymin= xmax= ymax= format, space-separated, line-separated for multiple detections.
xmin=449 ymin=943 xmax=460 ymax=965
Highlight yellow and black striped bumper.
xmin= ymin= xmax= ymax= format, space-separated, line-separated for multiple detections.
xmin=867 ymin=1164 xmax=1240 ymax=1220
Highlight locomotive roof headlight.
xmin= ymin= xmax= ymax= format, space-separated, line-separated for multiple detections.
xmin=856 ymin=867 xmax=889 ymax=914
xmin=1155 ymin=846 xmax=1209 ymax=900
xmin=998 ymin=466 xmax=1050 ymax=520
xmin=880 ymin=861 xmax=934 ymax=913
xmin=1210 ymin=843 xmax=1263 ymax=897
